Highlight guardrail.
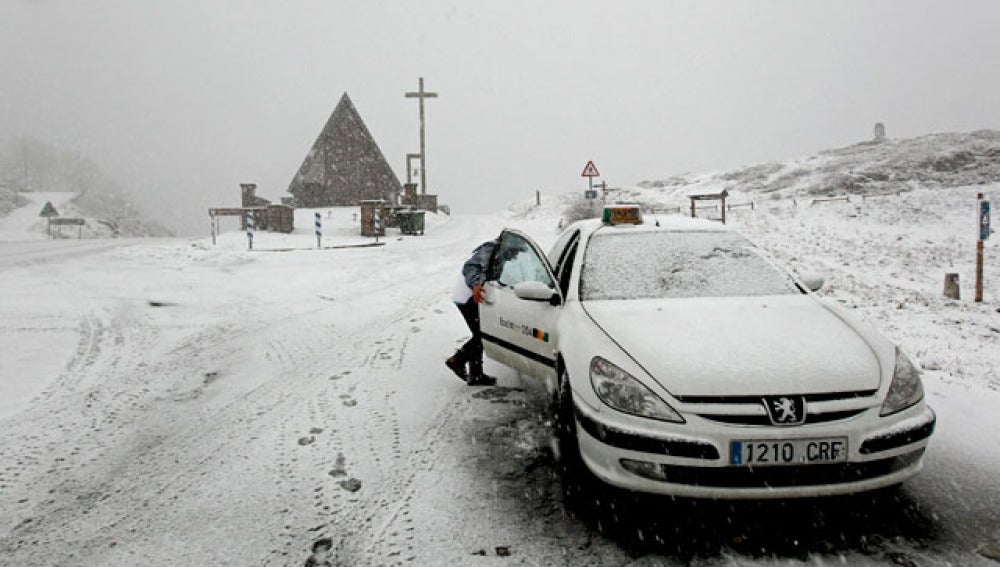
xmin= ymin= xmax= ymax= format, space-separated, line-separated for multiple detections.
xmin=810 ymin=196 xmax=851 ymax=205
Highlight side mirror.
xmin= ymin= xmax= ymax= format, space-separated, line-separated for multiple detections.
xmin=798 ymin=271 xmax=825 ymax=292
xmin=513 ymin=281 xmax=560 ymax=305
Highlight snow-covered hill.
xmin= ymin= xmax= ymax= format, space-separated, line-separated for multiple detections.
xmin=0 ymin=191 xmax=170 ymax=242
xmin=0 ymin=138 xmax=173 ymax=238
xmin=618 ymin=130 xmax=1000 ymax=211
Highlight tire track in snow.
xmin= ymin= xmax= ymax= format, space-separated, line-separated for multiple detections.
xmin=0 ymin=312 xmax=337 ymax=563
xmin=4 ymin=214 xmax=496 ymax=564
xmin=2 ymin=282 xmax=448 ymax=564
xmin=0 ymin=298 xmax=163 ymax=535
xmin=33 ymin=311 xmax=103 ymax=400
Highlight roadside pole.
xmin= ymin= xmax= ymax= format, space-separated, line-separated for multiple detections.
xmin=582 ymin=160 xmax=600 ymax=217
xmin=977 ymin=193 xmax=991 ymax=302
xmin=315 ymin=212 xmax=322 ymax=249
xmin=374 ymin=209 xmax=381 ymax=244
xmin=247 ymin=210 xmax=254 ymax=251
xmin=594 ymin=181 xmax=607 ymax=203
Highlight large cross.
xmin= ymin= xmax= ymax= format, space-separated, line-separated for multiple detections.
xmin=405 ymin=77 xmax=438 ymax=195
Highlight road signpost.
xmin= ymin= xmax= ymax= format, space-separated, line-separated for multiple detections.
xmin=246 ymin=210 xmax=255 ymax=250
xmin=980 ymin=198 xmax=991 ymax=241
xmin=582 ymin=161 xmax=601 ymax=215
xmin=593 ymin=181 xmax=607 ymax=201
xmin=581 ymin=160 xmax=600 ymax=193
xmin=976 ymin=194 xmax=990 ymax=302
xmin=315 ymin=212 xmax=322 ymax=249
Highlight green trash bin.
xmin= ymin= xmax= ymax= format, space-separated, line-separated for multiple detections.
xmin=398 ymin=211 xmax=425 ymax=235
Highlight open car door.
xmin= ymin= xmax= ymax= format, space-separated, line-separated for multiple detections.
xmin=478 ymin=229 xmax=563 ymax=384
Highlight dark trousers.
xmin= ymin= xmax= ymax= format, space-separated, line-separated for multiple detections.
xmin=455 ymin=298 xmax=483 ymax=375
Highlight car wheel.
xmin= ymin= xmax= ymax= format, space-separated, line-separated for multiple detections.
xmin=554 ymin=368 xmax=643 ymax=535
xmin=554 ymin=367 xmax=589 ymax=503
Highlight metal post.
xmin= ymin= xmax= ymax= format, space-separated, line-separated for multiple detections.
xmin=315 ymin=212 xmax=322 ymax=249
xmin=976 ymin=192 xmax=989 ymax=302
xmin=977 ymin=240 xmax=985 ymax=303
xmin=247 ymin=210 xmax=254 ymax=250
xmin=594 ymin=181 xmax=607 ymax=203
xmin=211 ymin=214 xmax=216 ymax=245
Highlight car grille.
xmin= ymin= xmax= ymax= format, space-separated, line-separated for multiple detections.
xmin=622 ymin=450 xmax=923 ymax=488
xmin=701 ymin=409 xmax=866 ymax=426
xmin=674 ymin=389 xmax=878 ymax=427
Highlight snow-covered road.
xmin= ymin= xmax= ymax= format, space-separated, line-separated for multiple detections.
xmin=1 ymin=194 xmax=998 ymax=566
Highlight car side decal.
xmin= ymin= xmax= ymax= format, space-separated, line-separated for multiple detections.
xmin=482 ymin=332 xmax=556 ymax=368
xmin=499 ymin=316 xmax=549 ymax=343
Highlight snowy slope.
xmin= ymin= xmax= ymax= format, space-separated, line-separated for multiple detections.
xmin=624 ymin=130 xmax=1000 ymax=213
xmin=0 ymin=192 xmax=79 ymax=242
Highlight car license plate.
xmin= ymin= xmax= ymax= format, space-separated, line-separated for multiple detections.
xmin=730 ymin=438 xmax=848 ymax=466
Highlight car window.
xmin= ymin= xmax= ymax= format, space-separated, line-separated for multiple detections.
xmin=551 ymin=230 xmax=580 ymax=279
xmin=558 ymin=239 xmax=579 ymax=298
xmin=495 ymin=232 xmax=556 ymax=289
xmin=579 ymin=230 xmax=799 ymax=300
xmin=548 ymin=229 xmax=579 ymax=267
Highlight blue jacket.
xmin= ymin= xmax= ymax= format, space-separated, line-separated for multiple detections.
xmin=462 ymin=240 xmax=497 ymax=289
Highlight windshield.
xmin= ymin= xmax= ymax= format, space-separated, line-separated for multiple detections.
xmin=580 ymin=230 xmax=800 ymax=300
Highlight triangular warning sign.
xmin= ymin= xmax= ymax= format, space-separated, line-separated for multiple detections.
xmin=581 ymin=160 xmax=600 ymax=177
xmin=39 ymin=201 xmax=59 ymax=217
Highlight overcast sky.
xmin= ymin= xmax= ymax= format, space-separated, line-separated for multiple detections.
xmin=2 ymin=1 xmax=999 ymax=234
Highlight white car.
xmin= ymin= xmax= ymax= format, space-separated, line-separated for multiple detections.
xmin=478 ymin=205 xmax=935 ymax=499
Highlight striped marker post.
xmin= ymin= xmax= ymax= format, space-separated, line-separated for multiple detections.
xmin=373 ymin=209 xmax=381 ymax=244
xmin=315 ymin=212 xmax=322 ymax=249
xmin=246 ymin=210 xmax=254 ymax=250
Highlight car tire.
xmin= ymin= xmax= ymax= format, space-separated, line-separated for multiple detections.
xmin=554 ymin=367 xmax=591 ymax=505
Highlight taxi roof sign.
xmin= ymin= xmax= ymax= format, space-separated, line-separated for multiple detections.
xmin=602 ymin=205 xmax=643 ymax=225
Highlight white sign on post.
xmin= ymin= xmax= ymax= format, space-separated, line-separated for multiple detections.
xmin=980 ymin=200 xmax=991 ymax=241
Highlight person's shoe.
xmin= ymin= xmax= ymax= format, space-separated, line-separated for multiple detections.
xmin=445 ymin=354 xmax=467 ymax=382
xmin=466 ymin=374 xmax=496 ymax=387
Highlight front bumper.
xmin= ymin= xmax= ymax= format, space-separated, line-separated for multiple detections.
xmin=573 ymin=397 xmax=935 ymax=499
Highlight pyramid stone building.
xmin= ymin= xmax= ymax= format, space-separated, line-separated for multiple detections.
xmin=288 ymin=93 xmax=403 ymax=207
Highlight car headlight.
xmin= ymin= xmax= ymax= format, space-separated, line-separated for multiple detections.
xmin=880 ymin=347 xmax=924 ymax=416
xmin=590 ymin=356 xmax=684 ymax=423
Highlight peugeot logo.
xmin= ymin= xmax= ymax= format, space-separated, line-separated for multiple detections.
xmin=763 ymin=396 xmax=806 ymax=426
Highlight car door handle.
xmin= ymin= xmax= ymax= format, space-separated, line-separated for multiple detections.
xmin=481 ymin=283 xmax=495 ymax=304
